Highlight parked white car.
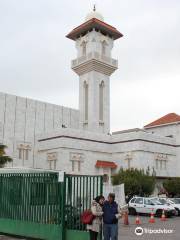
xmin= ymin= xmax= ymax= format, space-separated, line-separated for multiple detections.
xmin=128 ymin=197 xmax=176 ymax=217
xmin=167 ymin=198 xmax=180 ymax=216
xmin=152 ymin=197 xmax=177 ymax=216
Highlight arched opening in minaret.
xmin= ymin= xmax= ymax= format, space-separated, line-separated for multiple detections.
xmin=101 ymin=40 xmax=107 ymax=56
xmin=81 ymin=41 xmax=87 ymax=56
xmin=84 ymin=81 xmax=88 ymax=122
xmin=99 ymin=81 xmax=104 ymax=122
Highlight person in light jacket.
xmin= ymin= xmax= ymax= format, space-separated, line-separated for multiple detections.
xmin=87 ymin=195 xmax=105 ymax=240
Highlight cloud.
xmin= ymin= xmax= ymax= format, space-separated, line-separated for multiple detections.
xmin=0 ymin=0 xmax=179 ymax=131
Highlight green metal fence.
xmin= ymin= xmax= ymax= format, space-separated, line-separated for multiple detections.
xmin=0 ymin=172 xmax=103 ymax=240
xmin=65 ymin=175 xmax=103 ymax=231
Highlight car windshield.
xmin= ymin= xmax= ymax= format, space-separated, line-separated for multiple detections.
xmin=170 ymin=198 xmax=180 ymax=204
xmin=158 ymin=199 xmax=167 ymax=204
xmin=144 ymin=198 xmax=154 ymax=205
xmin=150 ymin=199 xmax=163 ymax=205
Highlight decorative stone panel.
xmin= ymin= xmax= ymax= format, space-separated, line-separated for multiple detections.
xmin=47 ymin=152 xmax=58 ymax=161
xmin=70 ymin=152 xmax=84 ymax=162
xmin=17 ymin=142 xmax=32 ymax=150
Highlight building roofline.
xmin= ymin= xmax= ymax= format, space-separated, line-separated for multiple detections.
xmin=112 ymin=128 xmax=145 ymax=135
xmin=144 ymin=113 xmax=180 ymax=128
xmin=66 ymin=18 xmax=123 ymax=40
xmin=144 ymin=121 xmax=180 ymax=129
xmin=38 ymin=134 xmax=179 ymax=147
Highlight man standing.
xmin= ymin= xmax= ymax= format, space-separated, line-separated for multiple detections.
xmin=102 ymin=193 xmax=121 ymax=240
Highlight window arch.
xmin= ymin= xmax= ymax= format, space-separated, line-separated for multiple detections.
xmin=101 ymin=40 xmax=107 ymax=56
xmin=81 ymin=41 xmax=87 ymax=56
xmin=84 ymin=81 xmax=88 ymax=121
xmin=99 ymin=81 xmax=104 ymax=122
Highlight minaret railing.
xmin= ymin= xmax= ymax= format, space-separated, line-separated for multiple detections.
xmin=71 ymin=51 xmax=118 ymax=68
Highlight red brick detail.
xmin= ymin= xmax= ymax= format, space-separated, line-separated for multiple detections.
xmin=95 ymin=160 xmax=117 ymax=169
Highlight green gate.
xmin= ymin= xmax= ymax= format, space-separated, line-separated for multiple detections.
xmin=65 ymin=175 xmax=103 ymax=240
xmin=0 ymin=172 xmax=103 ymax=240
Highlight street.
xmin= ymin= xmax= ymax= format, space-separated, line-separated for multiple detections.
xmin=0 ymin=216 xmax=180 ymax=240
xmin=119 ymin=215 xmax=180 ymax=240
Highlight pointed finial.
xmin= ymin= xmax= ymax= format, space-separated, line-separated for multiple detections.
xmin=93 ymin=4 xmax=96 ymax=12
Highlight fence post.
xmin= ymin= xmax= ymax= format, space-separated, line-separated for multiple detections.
xmin=61 ymin=173 xmax=66 ymax=240
xmin=100 ymin=176 xmax=103 ymax=240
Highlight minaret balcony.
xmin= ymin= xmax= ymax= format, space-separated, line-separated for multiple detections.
xmin=71 ymin=52 xmax=118 ymax=76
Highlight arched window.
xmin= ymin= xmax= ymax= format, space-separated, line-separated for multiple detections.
xmin=84 ymin=81 xmax=88 ymax=121
xmin=99 ymin=81 xmax=104 ymax=122
xmin=101 ymin=40 xmax=107 ymax=56
xmin=81 ymin=41 xmax=87 ymax=56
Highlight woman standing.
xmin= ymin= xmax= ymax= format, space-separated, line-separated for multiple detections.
xmin=87 ymin=195 xmax=105 ymax=240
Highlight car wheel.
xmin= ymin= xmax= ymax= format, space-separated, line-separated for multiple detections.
xmin=177 ymin=210 xmax=180 ymax=216
xmin=156 ymin=209 xmax=162 ymax=218
xmin=175 ymin=208 xmax=180 ymax=216
xmin=128 ymin=207 xmax=137 ymax=215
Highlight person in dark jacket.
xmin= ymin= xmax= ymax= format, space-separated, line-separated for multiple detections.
xmin=102 ymin=193 xmax=121 ymax=240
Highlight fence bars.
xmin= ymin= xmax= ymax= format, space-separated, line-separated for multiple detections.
xmin=0 ymin=172 xmax=103 ymax=234
xmin=65 ymin=174 xmax=103 ymax=231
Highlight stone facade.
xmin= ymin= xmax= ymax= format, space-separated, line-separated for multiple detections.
xmin=36 ymin=127 xmax=178 ymax=178
xmin=0 ymin=92 xmax=79 ymax=168
xmin=73 ymin=30 xmax=116 ymax=134
xmin=1 ymin=11 xmax=179 ymax=183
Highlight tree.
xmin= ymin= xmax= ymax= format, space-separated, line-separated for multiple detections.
xmin=163 ymin=178 xmax=180 ymax=197
xmin=0 ymin=144 xmax=12 ymax=168
xmin=112 ymin=168 xmax=156 ymax=200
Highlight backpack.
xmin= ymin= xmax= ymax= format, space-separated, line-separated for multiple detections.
xmin=81 ymin=210 xmax=95 ymax=225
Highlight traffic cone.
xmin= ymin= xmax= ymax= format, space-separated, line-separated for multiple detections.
xmin=161 ymin=209 xmax=167 ymax=221
xmin=123 ymin=212 xmax=129 ymax=225
xmin=135 ymin=215 xmax=141 ymax=225
xmin=149 ymin=209 xmax=155 ymax=223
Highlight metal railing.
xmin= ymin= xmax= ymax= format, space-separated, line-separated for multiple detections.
xmin=71 ymin=52 xmax=118 ymax=68
xmin=65 ymin=175 xmax=103 ymax=230
xmin=0 ymin=172 xmax=62 ymax=224
xmin=0 ymin=172 xmax=103 ymax=238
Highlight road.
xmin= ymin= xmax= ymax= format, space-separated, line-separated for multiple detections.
xmin=0 ymin=216 xmax=180 ymax=239
xmin=119 ymin=215 xmax=180 ymax=240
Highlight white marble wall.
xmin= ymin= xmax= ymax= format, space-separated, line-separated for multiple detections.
xmin=36 ymin=128 xmax=178 ymax=178
xmin=75 ymin=30 xmax=114 ymax=58
xmin=145 ymin=124 xmax=180 ymax=144
xmin=0 ymin=92 xmax=179 ymax=179
xmin=0 ymin=92 xmax=79 ymax=167
xmin=79 ymin=71 xmax=110 ymax=134
xmin=75 ymin=30 xmax=114 ymax=134
xmin=145 ymin=124 xmax=180 ymax=179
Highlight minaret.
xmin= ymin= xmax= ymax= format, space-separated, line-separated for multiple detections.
xmin=66 ymin=9 xmax=123 ymax=134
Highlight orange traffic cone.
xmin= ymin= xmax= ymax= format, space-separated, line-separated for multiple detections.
xmin=161 ymin=209 xmax=167 ymax=221
xmin=149 ymin=209 xmax=155 ymax=223
xmin=123 ymin=212 xmax=129 ymax=225
xmin=135 ymin=215 xmax=141 ymax=225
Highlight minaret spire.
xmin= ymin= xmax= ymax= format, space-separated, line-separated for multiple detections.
xmin=93 ymin=4 xmax=96 ymax=12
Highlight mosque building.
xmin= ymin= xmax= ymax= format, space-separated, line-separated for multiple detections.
xmin=0 ymin=9 xmax=179 ymax=187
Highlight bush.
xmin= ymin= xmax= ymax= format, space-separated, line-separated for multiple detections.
xmin=0 ymin=144 xmax=12 ymax=168
xmin=163 ymin=178 xmax=180 ymax=197
xmin=112 ymin=168 xmax=156 ymax=199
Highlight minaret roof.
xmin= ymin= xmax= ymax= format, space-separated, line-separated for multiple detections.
xmin=85 ymin=8 xmax=104 ymax=22
xmin=66 ymin=17 xmax=123 ymax=41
